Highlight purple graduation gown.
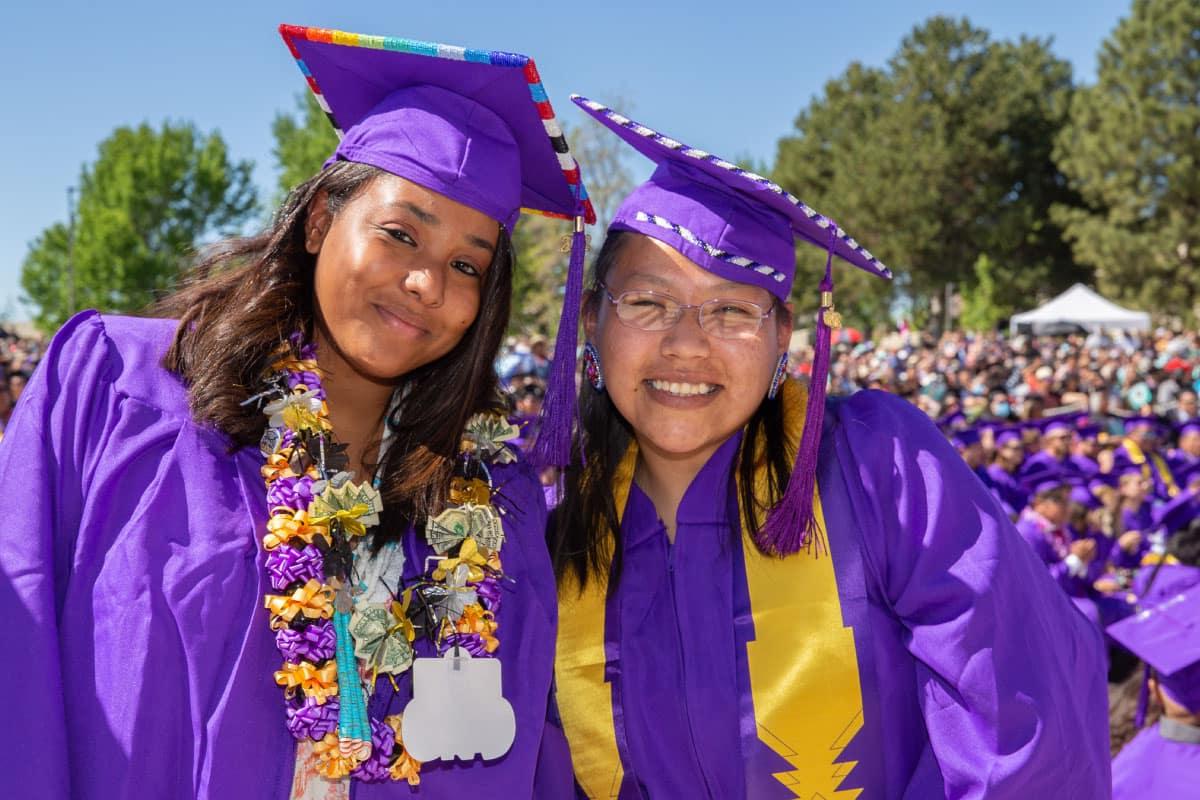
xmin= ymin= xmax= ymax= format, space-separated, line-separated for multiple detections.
xmin=985 ymin=463 xmax=1026 ymax=518
xmin=555 ymin=390 xmax=1110 ymax=798
xmin=0 ymin=312 xmax=562 ymax=799
xmin=1114 ymin=503 xmax=1156 ymax=569
xmin=1111 ymin=719 xmax=1200 ymax=799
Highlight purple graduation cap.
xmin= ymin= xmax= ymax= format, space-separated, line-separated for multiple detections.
xmin=1019 ymin=462 xmax=1070 ymax=498
xmin=1152 ymin=489 xmax=1199 ymax=534
xmin=1068 ymin=480 xmax=1102 ymax=510
xmin=1174 ymin=419 xmax=1200 ymax=441
xmin=994 ymin=425 xmax=1024 ymax=449
xmin=279 ymin=25 xmax=594 ymax=231
xmin=1107 ymin=584 xmax=1200 ymax=724
xmin=950 ymin=428 xmax=982 ymax=450
xmin=1123 ymin=415 xmax=1164 ymax=436
xmin=561 ymin=95 xmax=891 ymax=554
xmin=1037 ymin=412 xmax=1083 ymax=437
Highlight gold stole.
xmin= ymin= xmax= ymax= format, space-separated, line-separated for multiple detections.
xmin=1122 ymin=437 xmax=1180 ymax=497
xmin=555 ymin=380 xmax=864 ymax=798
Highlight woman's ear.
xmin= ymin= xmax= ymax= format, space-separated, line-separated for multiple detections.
xmin=304 ymin=191 xmax=332 ymax=255
xmin=776 ymin=300 xmax=794 ymax=359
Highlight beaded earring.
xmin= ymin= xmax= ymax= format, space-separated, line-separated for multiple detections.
xmin=767 ymin=352 xmax=788 ymax=400
xmin=583 ymin=341 xmax=605 ymax=392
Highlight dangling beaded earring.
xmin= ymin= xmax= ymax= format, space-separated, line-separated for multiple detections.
xmin=767 ymin=352 xmax=788 ymax=400
xmin=583 ymin=341 xmax=605 ymax=392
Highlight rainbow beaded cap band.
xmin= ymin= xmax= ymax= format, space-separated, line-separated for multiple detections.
xmin=279 ymin=24 xmax=596 ymax=225
xmin=257 ymin=340 xmax=517 ymax=784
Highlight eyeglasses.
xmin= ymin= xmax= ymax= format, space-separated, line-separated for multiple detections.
xmin=599 ymin=284 xmax=775 ymax=340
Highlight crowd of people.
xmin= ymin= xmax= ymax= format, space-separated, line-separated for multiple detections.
xmin=0 ymin=327 xmax=40 ymax=440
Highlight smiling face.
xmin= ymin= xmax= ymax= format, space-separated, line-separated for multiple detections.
xmin=307 ymin=172 xmax=500 ymax=384
xmin=585 ymin=234 xmax=790 ymax=466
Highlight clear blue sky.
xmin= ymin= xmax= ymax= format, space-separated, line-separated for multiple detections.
xmin=0 ymin=0 xmax=1131 ymax=319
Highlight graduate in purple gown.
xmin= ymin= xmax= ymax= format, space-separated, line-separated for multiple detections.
xmin=1069 ymin=421 xmax=1103 ymax=478
xmin=1013 ymin=466 xmax=1104 ymax=625
xmin=1108 ymin=582 xmax=1200 ymax=799
xmin=1020 ymin=414 xmax=1084 ymax=480
xmin=985 ymin=425 xmax=1029 ymax=518
xmin=1116 ymin=465 xmax=1161 ymax=569
xmin=0 ymin=24 xmax=594 ymax=800
xmin=1167 ymin=420 xmax=1200 ymax=476
xmin=540 ymin=98 xmax=1110 ymax=799
xmin=1113 ymin=417 xmax=1182 ymax=501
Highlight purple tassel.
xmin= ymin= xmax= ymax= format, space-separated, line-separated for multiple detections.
xmin=530 ymin=202 xmax=590 ymax=468
xmin=757 ymin=220 xmax=840 ymax=556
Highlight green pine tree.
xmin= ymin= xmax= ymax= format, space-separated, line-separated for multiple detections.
xmin=1052 ymin=0 xmax=1200 ymax=319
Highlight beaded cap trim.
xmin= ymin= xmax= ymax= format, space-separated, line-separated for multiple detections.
xmin=279 ymin=24 xmax=595 ymax=224
xmin=575 ymin=96 xmax=890 ymax=279
xmin=632 ymin=211 xmax=788 ymax=284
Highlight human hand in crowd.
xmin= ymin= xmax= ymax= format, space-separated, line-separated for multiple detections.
xmin=1069 ymin=539 xmax=1097 ymax=563
xmin=1117 ymin=530 xmax=1142 ymax=553
xmin=1093 ymin=577 xmax=1121 ymax=594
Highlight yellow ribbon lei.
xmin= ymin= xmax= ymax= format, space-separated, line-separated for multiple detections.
xmin=264 ymin=578 xmax=335 ymax=629
xmin=274 ymin=660 xmax=339 ymax=704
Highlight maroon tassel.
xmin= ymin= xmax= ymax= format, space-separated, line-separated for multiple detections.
xmin=530 ymin=205 xmax=589 ymax=468
xmin=757 ymin=221 xmax=841 ymax=556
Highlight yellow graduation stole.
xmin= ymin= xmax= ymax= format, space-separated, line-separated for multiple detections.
xmin=555 ymin=380 xmax=864 ymax=798
xmin=1122 ymin=437 xmax=1180 ymax=497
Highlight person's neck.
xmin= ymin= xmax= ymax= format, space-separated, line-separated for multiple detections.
xmin=634 ymin=438 xmax=725 ymax=544
xmin=315 ymin=330 xmax=396 ymax=480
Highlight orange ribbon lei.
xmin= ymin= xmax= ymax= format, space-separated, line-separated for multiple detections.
xmin=274 ymin=660 xmax=339 ymax=704
xmin=312 ymin=732 xmax=360 ymax=780
xmin=384 ymin=715 xmax=422 ymax=786
xmin=264 ymin=578 xmax=335 ymax=629
xmin=263 ymin=509 xmax=330 ymax=551
xmin=455 ymin=603 xmax=499 ymax=653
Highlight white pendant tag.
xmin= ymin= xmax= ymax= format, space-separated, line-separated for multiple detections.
xmin=401 ymin=650 xmax=516 ymax=762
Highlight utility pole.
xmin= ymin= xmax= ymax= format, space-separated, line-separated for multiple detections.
xmin=67 ymin=185 xmax=76 ymax=315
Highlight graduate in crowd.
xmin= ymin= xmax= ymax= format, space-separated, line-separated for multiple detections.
xmin=0 ymin=24 xmax=594 ymax=799
xmin=1114 ymin=417 xmax=1182 ymax=500
xmin=541 ymin=97 xmax=1110 ymax=799
xmin=1108 ymin=576 xmax=1200 ymax=799
xmin=1020 ymin=414 xmax=1082 ymax=479
xmin=1013 ymin=466 xmax=1102 ymax=625
xmin=1116 ymin=465 xmax=1159 ymax=568
xmin=985 ymin=425 xmax=1029 ymax=518
xmin=1070 ymin=421 xmax=1104 ymax=477
xmin=1168 ymin=419 xmax=1200 ymax=474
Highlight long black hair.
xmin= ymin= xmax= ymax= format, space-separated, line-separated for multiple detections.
xmin=548 ymin=231 xmax=793 ymax=592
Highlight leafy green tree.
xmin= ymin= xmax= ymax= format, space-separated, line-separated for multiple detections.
xmin=774 ymin=17 xmax=1086 ymax=330
xmin=959 ymin=253 xmax=1008 ymax=331
xmin=272 ymin=91 xmax=340 ymax=201
xmin=21 ymin=122 xmax=257 ymax=332
xmin=1052 ymin=0 xmax=1200 ymax=318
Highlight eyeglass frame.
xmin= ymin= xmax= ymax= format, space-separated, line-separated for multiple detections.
xmin=595 ymin=282 xmax=779 ymax=339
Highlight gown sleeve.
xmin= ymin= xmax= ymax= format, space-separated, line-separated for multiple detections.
xmin=0 ymin=311 xmax=116 ymax=798
xmin=833 ymin=390 xmax=1111 ymax=799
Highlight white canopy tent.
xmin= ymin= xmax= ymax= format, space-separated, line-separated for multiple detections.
xmin=1009 ymin=283 xmax=1150 ymax=334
